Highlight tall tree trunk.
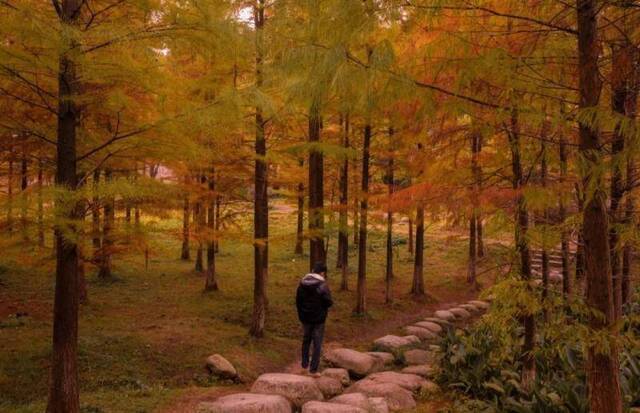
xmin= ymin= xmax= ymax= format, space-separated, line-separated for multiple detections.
xmin=97 ymin=168 xmax=114 ymax=280
xmin=181 ymin=188 xmax=190 ymax=260
xmin=411 ymin=203 xmax=425 ymax=296
xmin=540 ymin=140 xmax=549 ymax=320
xmin=91 ymin=169 xmax=101 ymax=254
xmin=205 ymin=171 xmax=218 ymax=291
xmin=476 ymin=216 xmax=484 ymax=258
xmin=385 ymin=127 xmax=394 ymax=303
xmin=47 ymin=1 xmax=81 ymax=410
xmin=215 ymin=192 xmax=221 ymax=253
xmin=338 ymin=115 xmax=349 ymax=273
xmin=295 ymin=159 xmax=304 ymax=255
xmin=7 ymin=158 xmax=14 ymax=233
xmin=37 ymin=157 xmax=45 ymax=247
xmin=559 ymin=135 xmax=572 ymax=299
xmin=308 ymin=100 xmax=325 ymax=269
xmin=250 ymin=0 xmax=268 ymax=338
xmin=577 ymin=1 xmax=622 ymax=410
xmin=468 ymin=131 xmax=480 ymax=288
xmin=20 ymin=141 xmax=28 ymax=239
xmin=355 ymin=124 xmax=371 ymax=315
xmin=195 ymin=175 xmax=205 ymax=273
xmin=508 ymin=110 xmax=536 ymax=390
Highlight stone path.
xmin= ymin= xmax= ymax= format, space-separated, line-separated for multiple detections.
xmin=196 ymin=299 xmax=491 ymax=412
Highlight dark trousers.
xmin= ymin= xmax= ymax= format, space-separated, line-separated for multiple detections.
xmin=301 ymin=322 xmax=325 ymax=373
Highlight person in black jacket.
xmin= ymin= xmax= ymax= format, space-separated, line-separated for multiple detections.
xmin=296 ymin=261 xmax=333 ymax=375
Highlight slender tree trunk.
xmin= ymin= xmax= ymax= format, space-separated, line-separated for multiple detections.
xmin=295 ymin=159 xmax=304 ymax=255
xmin=91 ymin=169 xmax=101 ymax=255
xmin=540 ymin=140 xmax=549 ymax=320
xmin=205 ymin=171 xmax=218 ymax=291
xmin=20 ymin=141 xmax=28 ymax=239
xmin=559 ymin=135 xmax=572 ymax=299
xmin=508 ymin=110 xmax=536 ymax=390
xmin=476 ymin=216 xmax=484 ymax=258
xmin=408 ymin=216 xmax=413 ymax=254
xmin=215 ymin=192 xmax=221 ymax=253
xmin=385 ymin=127 xmax=394 ymax=303
xmin=308 ymin=100 xmax=325 ymax=269
xmin=195 ymin=175 xmax=205 ymax=273
xmin=97 ymin=168 xmax=114 ymax=280
xmin=577 ymin=1 xmax=622 ymax=410
xmin=7 ymin=158 xmax=13 ymax=233
xmin=411 ymin=204 xmax=425 ymax=296
xmin=47 ymin=2 xmax=81 ymax=409
xmin=250 ymin=0 xmax=268 ymax=338
xmin=355 ymin=124 xmax=371 ymax=315
xmin=476 ymin=134 xmax=484 ymax=258
xmin=37 ymin=157 xmax=45 ymax=247
xmin=468 ymin=131 xmax=480 ymax=288
xmin=181 ymin=189 xmax=190 ymax=260
xmin=352 ymin=193 xmax=359 ymax=246
xmin=338 ymin=115 xmax=349 ymax=274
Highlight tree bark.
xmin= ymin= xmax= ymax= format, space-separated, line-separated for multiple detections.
xmin=354 ymin=124 xmax=371 ymax=315
xmin=308 ymin=100 xmax=325 ymax=269
xmin=181 ymin=187 xmax=190 ymax=260
xmin=97 ymin=168 xmax=114 ymax=280
xmin=195 ymin=175 xmax=206 ymax=273
xmin=559 ymin=134 xmax=572 ymax=299
xmin=576 ymin=1 xmax=623 ymax=411
xmin=339 ymin=115 xmax=350 ymax=290
xmin=467 ymin=131 xmax=480 ymax=288
xmin=411 ymin=204 xmax=425 ymax=296
xmin=508 ymin=110 xmax=536 ymax=390
xmin=205 ymin=171 xmax=218 ymax=291
xmin=47 ymin=1 xmax=82 ymax=410
xmin=385 ymin=127 xmax=394 ymax=303
xmin=295 ymin=159 xmax=304 ymax=255
xmin=250 ymin=0 xmax=268 ymax=338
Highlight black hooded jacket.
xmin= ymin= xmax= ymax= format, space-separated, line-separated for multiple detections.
xmin=296 ymin=273 xmax=333 ymax=324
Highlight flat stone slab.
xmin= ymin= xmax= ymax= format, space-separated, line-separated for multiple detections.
xmin=325 ymin=348 xmax=383 ymax=377
xmin=413 ymin=321 xmax=442 ymax=334
xmin=423 ymin=317 xmax=452 ymax=327
xmin=362 ymin=371 xmax=426 ymax=392
xmin=197 ymin=393 xmax=291 ymax=413
xmin=449 ymin=307 xmax=471 ymax=319
xmin=302 ymin=401 xmax=366 ymax=413
xmin=251 ymin=373 xmax=324 ymax=408
xmin=330 ymin=393 xmax=389 ymax=413
xmin=434 ymin=310 xmax=456 ymax=321
xmin=322 ymin=368 xmax=350 ymax=386
xmin=458 ymin=304 xmax=480 ymax=313
xmin=373 ymin=335 xmax=416 ymax=352
xmin=346 ymin=381 xmax=415 ymax=411
xmin=403 ymin=349 xmax=433 ymax=365
xmin=366 ymin=352 xmax=395 ymax=366
xmin=404 ymin=326 xmax=437 ymax=340
xmin=401 ymin=364 xmax=434 ymax=378
xmin=314 ymin=376 xmax=343 ymax=398
xmin=468 ymin=300 xmax=490 ymax=310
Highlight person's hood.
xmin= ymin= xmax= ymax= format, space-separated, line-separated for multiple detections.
xmin=300 ymin=272 xmax=325 ymax=287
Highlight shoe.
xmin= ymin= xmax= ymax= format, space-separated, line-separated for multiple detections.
xmin=309 ymin=372 xmax=321 ymax=378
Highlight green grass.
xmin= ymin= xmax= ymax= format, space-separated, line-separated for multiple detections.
xmin=0 ymin=206 xmax=482 ymax=412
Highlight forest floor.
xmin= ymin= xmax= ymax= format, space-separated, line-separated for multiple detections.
xmin=0 ymin=203 xmax=501 ymax=412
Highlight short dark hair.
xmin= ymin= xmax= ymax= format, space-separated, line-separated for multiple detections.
xmin=313 ymin=261 xmax=327 ymax=274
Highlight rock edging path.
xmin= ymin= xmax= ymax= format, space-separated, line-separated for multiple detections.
xmin=197 ymin=299 xmax=490 ymax=412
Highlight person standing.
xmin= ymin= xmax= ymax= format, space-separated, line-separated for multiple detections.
xmin=296 ymin=262 xmax=333 ymax=376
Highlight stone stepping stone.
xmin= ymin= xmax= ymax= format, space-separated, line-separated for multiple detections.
xmin=434 ymin=310 xmax=456 ymax=321
xmin=197 ymin=393 xmax=291 ymax=413
xmin=330 ymin=393 xmax=389 ymax=413
xmin=205 ymin=354 xmax=238 ymax=380
xmin=449 ymin=307 xmax=471 ymax=319
xmin=458 ymin=304 xmax=480 ymax=313
xmin=413 ymin=321 xmax=443 ymax=334
xmin=345 ymin=381 xmax=415 ymax=411
xmin=251 ymin=373 xmax=324 ymax=409
xmin=372 ymin=335 xmax=418 ymax=352
xmin=325 ymin=348 xmax=384 ymax=377
xmin=423 ymin=317 xmax=452 ymax=327
xmin=404 ymin=326 xmax=437 ymax=340
xmin=314 ymin=376 xmax=343 ymax=398
xmin=302 ymin=401 xmax=365 ymax=413
xmin=322 ymin=368 xmax=350 ymax=386
xmin=403 ymin=349 xmax=434 ymax=365
xmin=468 ymin=300 xmax=490 ymax=310
xmin=401 ymin=364 xmax=434 ymax=378
xmin=361 ymin=371 xmax=426 ymax=392
xmin=366 ymin=352 xmax=395 ymax=366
